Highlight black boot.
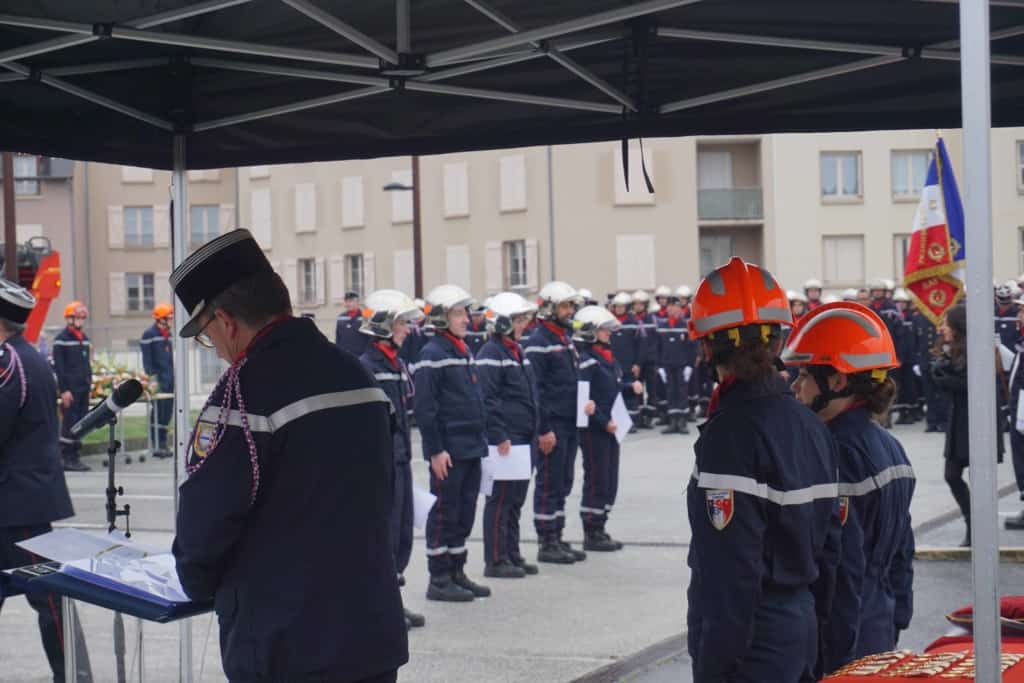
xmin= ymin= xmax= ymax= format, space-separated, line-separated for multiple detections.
xmin=452 ymin=569 xmax=491 ymax=597
xmin=1006 ymin=510 xmax=1024 ymax=530
xmin=678 ymin=417 xmax=690 ymax=435
xmin=404 ymin=607 xmax=426 ymax=628
xmin=637 ymin=413 xmax=653 ymax=430
xmin=661 ymin=415 xmax=680 ymax=434
xmin=600 ymin=530 xmax=624 ymax=550
xmin=510 ymin=555 xmax=539 ymax=575
xmin=960 ymin=518 xmax=972 ymax=547
xmin=558 ymin=532 xmax=586 ymax=562
xmin=63 ymin=456 xmax=90 ymax=472
xmin=484 ymin=561 xmax=527 ymax=579
xmin=583 ymin=530 xmax=619 ymax=552
xmin=426 ymin=574 xmax=474 ymax=602
xmin=537 ymin=535 xmax=575 ymax=564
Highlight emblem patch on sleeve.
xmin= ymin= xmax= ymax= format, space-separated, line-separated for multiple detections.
xmin=192 ymin=421 xmax=217 ymax=460
xmin=705 ymin=489 xmax=734 ymax=530
xmin=839 ymin=496 xmax=850 ymax=527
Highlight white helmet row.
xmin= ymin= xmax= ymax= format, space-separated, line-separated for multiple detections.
xmin=360 ymin=289 xmax=424 ymax=339
xmin=424 ymin=284 xmax=474 ymax=330
xmin=632 ymin=289 xmax=650 ymax=304
xmin=676 ymin=285 xmax=692 ymax=299
xmin=577 ymin=288 xmax=597 ymax=305
xmin=892 ymin=287 xmax=911 ymax=303
xmin=654 ymin=285 xmax=672 ymax=298
xmin=786 ymin=290 xmax=807 ymax=304
xmin=487 ymin=292 xmax=537 ymax=336
xmin=997 ymin=280 xmax=1018 ymax=300
xmin=537 ymin=281 xmax=583 ymax=327
xmin=573 ymin=305 xmax=620 ymax=343
xmin=841 ymin=288 xmax=859 ymax=301
xmin=803 ymin=278 xmax=823 ymax=291
xmin=611 ymin=291 xmax=632 ymax=307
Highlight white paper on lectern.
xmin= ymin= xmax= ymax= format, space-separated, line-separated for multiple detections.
xmin=16 ymin=528 xmax=163 ymax=563
xmin=61 ymin=553 xmax=190 ymax=604
xmin=413 ymin=487 xmax=436 ymax=530
xmin=482 ymin=445 xmax=532 ymax=481
xmin=576 ymin=381 xmax=591 ymax=428
xmin=611 ymin=394 xmax=633 ymax=444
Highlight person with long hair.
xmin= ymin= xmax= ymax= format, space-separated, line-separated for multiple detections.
xmin=782 ymin=302 xmax=915 ymax=673
xmin=931 ymin=304 xmax=1007 ymax=546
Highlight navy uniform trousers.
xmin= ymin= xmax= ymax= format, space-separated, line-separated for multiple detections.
xmin=483 ymin=477 xmax=531 ymax=566
xmin=533 ymin=417 xmax=577 ymax=535
xmin=426 ymin=460 xmax=482 ymax=575
xmin=392 ymin=462 xmax=414 ymax=576
xmin=579 ymin=430 xmax=620 ymax=532
xmin=59 ymin=391 xmax=90 ymax=460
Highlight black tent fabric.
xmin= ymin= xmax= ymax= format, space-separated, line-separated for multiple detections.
xmin=2 ymin=0 xmax=1024 ymax=169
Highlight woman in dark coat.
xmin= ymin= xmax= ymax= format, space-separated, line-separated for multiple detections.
xmin=930 ymin=304 xmax=1007 ymax=546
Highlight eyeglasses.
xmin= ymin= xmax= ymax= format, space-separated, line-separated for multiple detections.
xmin=195 ymin=316 xmax=215 ymax=349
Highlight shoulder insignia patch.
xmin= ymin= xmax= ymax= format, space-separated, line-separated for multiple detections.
xmin=706 ymin=489 xmax=734 ymax=531
xmin=839 ymin=496 xmax=850 ymax=526
xmin=192 ymin=420 xmax=217 ymax=460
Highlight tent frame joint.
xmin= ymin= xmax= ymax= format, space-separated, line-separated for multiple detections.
xmin=92 ymin=22 xmax=113 ymax=39
xmin=380 ymin=52 xmax=427 ymax=77
xmin=903 ymin=45 xmax=923 ymax=59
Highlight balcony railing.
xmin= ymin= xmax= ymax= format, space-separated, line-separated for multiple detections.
xmin=698 ymin=187 xmax=763 ymax=220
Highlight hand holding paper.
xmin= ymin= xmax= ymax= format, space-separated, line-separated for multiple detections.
xmin=576 ymin=381 xmax=591 ymax=427
xmin=482 ymin=445 xmax=532 ymax=481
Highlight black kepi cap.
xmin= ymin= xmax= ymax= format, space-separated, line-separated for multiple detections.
xmin=169 ymin=229 xmax=273 ymax=337
xmin=0 ymin=277 xmax=36 ymax=325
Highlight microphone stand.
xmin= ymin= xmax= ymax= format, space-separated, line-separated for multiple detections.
xmin=105 ymin=419 xmax=131 ymax=683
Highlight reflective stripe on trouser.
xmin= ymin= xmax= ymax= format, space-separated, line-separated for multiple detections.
xmin=391 ymin=461 xmax=414 ymax=575
xmin=59 ymin=391 xmax=90 ymax=458
xmin=580 ymin=430 xmax=620 ymax=532
xmin=425 ymin=457 xmax=481 ymax=576
xmin=149 ymin=396 xmax=173 ymax=449
xmin=665 ymin=366 xmax=688 ymax=415
xmin=641 ymin=365 xmax=660 ymax=415
xmin=534 ymin=420 xmax=577 ymax=534
xmin=483 ymin=479 xmax=530 ymax=565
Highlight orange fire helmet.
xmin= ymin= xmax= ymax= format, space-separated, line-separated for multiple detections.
xmin=152 ymin=303 xmax=174 ymax=320
xmin=780 ymin=302 xmax=898 ymax=375
xmin=63 ymin=301 xmax=88 ymax=318
xmin=688 ymin=257 xmax=792 ymax=340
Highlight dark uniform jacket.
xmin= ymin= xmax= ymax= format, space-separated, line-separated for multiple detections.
xmin=635 ymin=312 xmax=659 ymax=366
xmin=52 ymin=327 xmax=92 ymax=394
xmin=686 ymin=375 xmax=841 ymax=682
xmin=0 ymin=334 xmax=74 ymax=527
xmin=821 ymin=406 xmax=915 ymax=672
xmin=610 ymin=314 xmax=640 ymax=376
xmin=523 ymin=321 xmax=580 ymax=435
xmin=912 ymin=311 xmax=936 ymax=368
xmin=477 ymin=337 xmax=539 ymax=445
xmin=656 ymin=315 xmax=696 ymax=368
xmin=465 ymin=319 xmax=489 ymax=358
xmin=172 ymin=317 xmax=408 ymax=682
xmin=578 ymin=344 xmax=631 ymax=432
xmin=335 ymin=310 xmax=369 ymax=358
xmin=932 ymin=354 xmax=1007 ymax=465
xmin=996 ymin=302 xmax=1020 ymax=350
xmin=413 ymin=331 xmax=488 ymax=461
xmin=140 ymin=324 xmax=174 ymax=391
xmin=360 ymin=341 xmax=412 ymax=464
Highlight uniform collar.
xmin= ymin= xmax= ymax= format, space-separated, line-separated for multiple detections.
xmin=371 ymin=339 xmax=400 ymax=369
xmin=827 ymin=402 xmax=871 ymax=429
xmin=498 ymin=334 xmax=521 ymax=360
xmin=710 ymin=374 xmax=790 ymax=416
xmin=541 ymin=320 xmax=569 ymax=344
xmin=439 ymin=330 xmax=470 ymax=357
xmin=589 ymin=343 xmax=613 ymax=364
xmin=66 ymin=325 xmax=85 ymax=341
xmin=237 ymin=315 xmax=300 ymax=361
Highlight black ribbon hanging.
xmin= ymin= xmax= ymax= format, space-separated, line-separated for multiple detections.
xmin=620 ymin=20 xmax=655 ymax=195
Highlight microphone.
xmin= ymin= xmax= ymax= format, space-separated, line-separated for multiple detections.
xmin=70 ymin=379 xmax=144 ymax=439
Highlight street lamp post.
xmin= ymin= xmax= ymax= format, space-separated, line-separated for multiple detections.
xmin=382 ymin=154 xmax=422 ymax=298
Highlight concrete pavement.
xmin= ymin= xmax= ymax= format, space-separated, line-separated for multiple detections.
xmin=0 ymin=423 xmax=1018 ymax=682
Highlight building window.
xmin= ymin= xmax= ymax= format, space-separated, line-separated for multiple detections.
xmin=820 ymin=152 xmax=862 ymax=199
xmin=190 ymin=205 xmax=219 ymax=246
xmin=13 ymin=155 xmax=39 ymax=196
xmin=198 ymin=346 xmax=226 ymax=386
xmin=891 ymin=150 xmax=932 ymax=199
xmin=822 ymin=235 xmax=865 ymax=286
xmin=346 ymin=254 xmax=364 ymax=298
xmin=297 ymin=258 xmax=319 ymax=306
xmin=124 ymin=207 xmax=154 ymax=247
xmin=125 ymin=272 xmax=155 ymax=312
xmin=504 ymin=240 xmax=528 ymax=290
xmin=893 ymin=233 xmax=912 ymax=283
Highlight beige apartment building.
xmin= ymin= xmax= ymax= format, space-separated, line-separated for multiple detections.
xmin=9 ymin=128 xmax=1024 ymax=386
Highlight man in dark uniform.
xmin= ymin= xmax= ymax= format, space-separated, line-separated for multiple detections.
xmin=0 ymin=278 xmax=93 ymax=682
xmin=52 ymin=301 xmax=92 ymax=471
xmin=465 ymin=304 xmax=490 ymax=357
xmin=632 ymin=290 xmax=659 ymax=430
xmin=140 ymin=302 xmax=175 ymax=458
xmin=656 ymin=295 xmax=694 ymax=435
xmin=335 ymin=290 xmax=370 ymax=357
xmin=170 ymin=230 xmax=408 ymax=683
xmin=996 ymin=281 xmax=1020 ymax=349
xmin=358 ymin=289 xmax=427 ymax=630
xmin=609 ymin=292 xmax=641 ymax=432
xmin=912 ymin=302 xmax=949 ymax=432
xmin=891 ymin=289 xmax=920 ymax=425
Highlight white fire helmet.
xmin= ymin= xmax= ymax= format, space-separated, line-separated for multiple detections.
xmin=537 ymin=281 xmax=583 ymax=327
xmin=572 ymin=305 xmax=620 ymax=343
xmin=360 ymin=289 xmax=424 ymax=338
xmin=486 ymin=292 xmax=537 ymax=336
xmin=424 ymin=284 xmax=474 ymax=330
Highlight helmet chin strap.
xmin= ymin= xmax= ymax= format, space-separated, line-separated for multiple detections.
xmin=808 ymin=366 xmax=852 ymax=414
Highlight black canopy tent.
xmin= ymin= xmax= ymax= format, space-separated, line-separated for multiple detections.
xmin=0 ymin=1 xmax=1011 ymax=679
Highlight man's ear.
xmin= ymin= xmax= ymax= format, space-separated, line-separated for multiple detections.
xmin=830 ymin=373 xmax=849 ymax=392
xmin=214 ymin=308 xmax=238 ymax=336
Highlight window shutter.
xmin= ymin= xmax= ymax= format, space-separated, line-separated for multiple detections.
xmin=390 ymin=170 xmax=413 ymax=223
xmin=341 ymin=176 xmax=365 ymax=228
xmin=294 ymin=183 xmax=317 ymax=233
xmin=443 ymin=162 xmax=469 ymax=218
xmin=315 ymin=257 xmax=326 ymax=305
xmin=329 ymin=256 xmax=346 ymax=302
xmin=485 ymin=241 xmax=503 ymax=293
xmin=218 ymin=204 xmax=234 ymax=233
xmin=363 ymin=252 xmax=376 ymax=293
xmin=155 ymin=272 xmax=171 ymax=306
xmin=393 ymin=249 xmax=414 ymax=294
xmin=446 ymin=245 xmax=471 ymax=292
xmin=615 ymin=234 xmax=656 ymax=290
xmin=499 ymin=155 xmax=527 ymax=212
xmin=109 ymin=272 xmax=126 ymax=315
xmin=108 ymin=205 xmax=124 ymax=248
xmin=153 ymin=204 xmax=170 ymax=247
xmin=250 ymin=188 xmax=272 ymax=248
xmin=525 ymin=239 xmax=539 ymax=292
xmin=283 ymin=259 xmax=299 ymax=299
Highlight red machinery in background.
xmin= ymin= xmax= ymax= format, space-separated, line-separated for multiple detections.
xmin=0 ymin=236 xmax=61 ymax=343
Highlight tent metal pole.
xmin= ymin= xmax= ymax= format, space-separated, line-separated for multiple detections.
xmin=960 ymin=0 xmax=1001 ymax=679
xmin=193 ymin=86 xmax=391 ymax=131
xmin=0 ymin=14 xmax=92 ymax=34
xmin=279 ymin=0 xmax=399 ymax=64
xmin=426 ymin=0 xmax=703 ymax=67
xmin=132 ymin=0 xmax=254 ymax=28
xmin=190 ymin=57 xmax=389 ymax=86
xmin=404 ymin=80 xmax=622 ymax=113
xmin=0 ymin=35 xmax=96 ymax=65
xmin=46 ymin=58 xmax=171 ymax=77
xmin=396 ymin=0 xmax=411 ymax=54
xmin=171 ymin=133 xmax=194 ymax=683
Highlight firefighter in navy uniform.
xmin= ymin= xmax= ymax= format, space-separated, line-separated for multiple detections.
xmin=686 ymin=257 xmax=841 ymax=683
xmin=653 ymin=285 xmax=672 ymax=317
xmin=52 ymin=301 xmax=92 ymax=471
xmin=358 ymin=289 xmax=427 ymax=630
xmin=913 ymin=303 xmax=949 ymax=432
xmin=140 ymin=302 xmax=175 ymax=458
xmin=805 ymin=278 xmax=824 ymax=311
xmin=477 ymin=293 xmax=542 ymax=579
xmin=414 ymin=284 xmax=492 ymax=602
xmin=891 ymin=289 xmax=921 ymax=425
xmin=575 ymin=305 xmax=643 ymax=552
xmin=783 ymin=302 xmax=915 ymax=673
xmin=335 ymin=290 xmax=370 ymax=357
xmin=996 ymin=281 xmax=1021 ymax=349
xmin=632 ymin=289 xmax=659 ymax=430
xmin=0 ymin=278 xmax=93 ymax=683
xmin=465 ymin=304 xmax=490 ymax=357
xmin=524 ymin=281 xmax=589 ymax=564
xmin=677 ymin=285 xmax=706 ymax=422
xmin=1006 ymin=300 xmax=1024 ymax=530
xmin=170 ymin=230 xmax=408 ymax=683
xmin=656 ymin=293 xmax=693 ymax=435
xmin=609 ymin=292 xmax=641 ymax=431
